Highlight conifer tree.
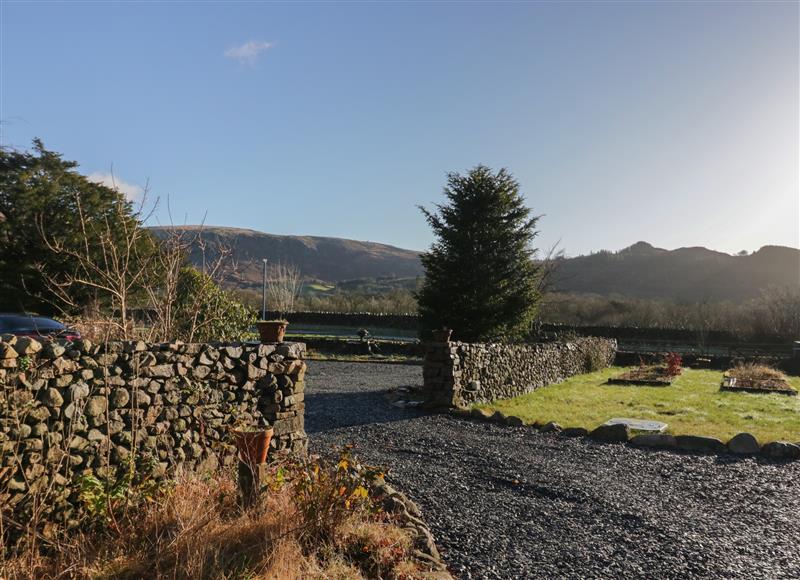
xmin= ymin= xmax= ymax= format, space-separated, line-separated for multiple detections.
xmin=417 ymin=166 xmax=541 ymax=342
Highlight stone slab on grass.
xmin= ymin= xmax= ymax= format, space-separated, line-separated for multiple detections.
xmin=604 ymin=417 xmax=668 ymax=433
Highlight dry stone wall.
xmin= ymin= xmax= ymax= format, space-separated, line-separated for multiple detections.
xmin=422 ymin=337 xmax=617 ymax=408
xmin=0 ymin=336 xmax=307 ymax=533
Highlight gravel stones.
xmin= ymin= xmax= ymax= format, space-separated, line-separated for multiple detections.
xmin=307 ymin=361 xmax=800 ymax=579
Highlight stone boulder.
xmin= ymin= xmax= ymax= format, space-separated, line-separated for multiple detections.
xmin=540 ymin=421 xmax=562 ymax=434
xmin=630 ymin=434 xmax=677 ymax=449
xmin=727 ymin=433 xmax=760 ymax=456
xmin=761 ymin=441 xmax=800 ymax=461
xmin=590 ymin=423 xmax=630 ymax=443
xmin=675 ymin=435 xmax=726 ymax=454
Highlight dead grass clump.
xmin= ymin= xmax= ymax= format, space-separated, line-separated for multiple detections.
xmin=727 ymin=363 xmax=787 ymax=383
xmin=0 ymin=452 xmax=434 ymax=580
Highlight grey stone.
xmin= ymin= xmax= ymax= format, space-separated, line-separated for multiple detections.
xmin=630 ymin=434 xmax=678 ymax=449
xmin=31 ymin=422 xmax=48 ymax=437
xmin=761 ymin=441 xmax=800 ymax=460
xmin=85 ymin=396 xmax=108 ymax=417
xmin=42 ymin=343 xmax=66 ymax=359
xmin=590 ymin=423 xmax=630 ymax=443
xmin=14 ymin=337 xmax=43 ymax=355
xmin=144 ymin=364 xmax=174 ymax=378
xmin=540 ymin=421 xmax=562 ymax=433
xmin=676 ymin=435 xmax=726 ymax=454
xmin=505 ymin=415 xmax=524 ymax=427
xmin=123 ymin=340 xmax=147 ymax=353
xmin=604 ymin=417 xmax=668 ymax=433
xmin=68 ymin=436 xmax=89 ymax=450
xmin=110 ymin=388 xmax=130 ymax=408
xmin=12 ymin=424 xmax=32 ymax=439
xmin=71 ymin=380 xmax=93 ymax=400
xmin=562 ymin=427 xmax=589 ymax=438
xmin=728 ymin=433 xmax=760 ymax=455
xmin=42 ymin=388 xmax=64 ymax=407
xmin=222 ymin=346 xmax=243 ymax=359
xmin=87 ymin=429 xmax=107 ymax=442
xmin=0 ymin=343 xmax=18 ymax=360
xmin=132 ymin=390 xmax=151 ymax=406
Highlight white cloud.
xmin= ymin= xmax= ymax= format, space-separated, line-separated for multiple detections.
xmin=87 ymin=172 xmax=144 ymax=202
xmin=224 ymin=40 xmax=274 ymax=65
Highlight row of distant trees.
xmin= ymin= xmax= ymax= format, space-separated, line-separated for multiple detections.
xmin=0 ymin=140 xmax=255 ymax=342
xmin=259 ymin=285 xmax=799 ymax=340
xmin=4 ymin=143 xmax=795 ymax=344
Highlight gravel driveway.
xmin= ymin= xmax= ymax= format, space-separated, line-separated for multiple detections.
xmin=306 ymin=361 xmax=800 ymax=579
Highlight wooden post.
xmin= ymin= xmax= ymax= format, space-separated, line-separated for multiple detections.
xmin=238 ymin=460 xmax=267 ymax=508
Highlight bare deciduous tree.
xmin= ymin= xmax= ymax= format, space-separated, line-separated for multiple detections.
xmin=266 ymin=262 xmax=303 ymax=317
xmin=36 ymin=184 xmax=156 ymax=340
xmin=143 ymin=224 xmax=238 ymax=342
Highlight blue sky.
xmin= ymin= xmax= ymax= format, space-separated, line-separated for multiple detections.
xmin=2 ymin=1 xmax=798 ymax=256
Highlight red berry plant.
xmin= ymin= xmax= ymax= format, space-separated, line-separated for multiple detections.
xmin=664 ymin=352 xmax=682 ymax=377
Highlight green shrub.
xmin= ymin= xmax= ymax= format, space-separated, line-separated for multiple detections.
xmin=174 ymin=267 xmax=256 ymax=342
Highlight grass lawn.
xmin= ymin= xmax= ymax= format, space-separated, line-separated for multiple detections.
xmin=476 ymin=367 xmax=800 ymax=443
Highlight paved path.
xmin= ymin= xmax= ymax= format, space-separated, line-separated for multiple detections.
xmin=306 ymin=361 xmax=800 ymax=579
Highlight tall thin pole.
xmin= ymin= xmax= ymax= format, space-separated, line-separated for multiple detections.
xmin=261 ymin=258 xmax=268 ymax=320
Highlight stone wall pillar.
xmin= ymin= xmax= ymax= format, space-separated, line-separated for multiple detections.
xmin=421 ymin=341 xmax=463 ymax=409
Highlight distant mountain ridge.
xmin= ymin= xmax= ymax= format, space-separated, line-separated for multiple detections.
xmin=551 ymin=241 xmax=800 ymax=302
xmin=151 ymin=227 xmax=799 ymax=302
xmin=148 ymin=226 xmax=423 ymax=288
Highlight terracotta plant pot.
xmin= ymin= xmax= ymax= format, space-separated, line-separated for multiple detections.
xmin=431 ymin=328 xmax=453 ymax=343
xmin=257 ymin=320 xmax=288 ymax=343
xmin=232 ymin=427 xmax=274 ymax=466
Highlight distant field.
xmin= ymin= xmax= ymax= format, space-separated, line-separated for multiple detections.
xmin=478 ymin=367 xmax=800 ymax=443
xmin=305 ymin=282 xmax=335 ymax=293
xmin=286 ymin=324 xmax=417 ymax=341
